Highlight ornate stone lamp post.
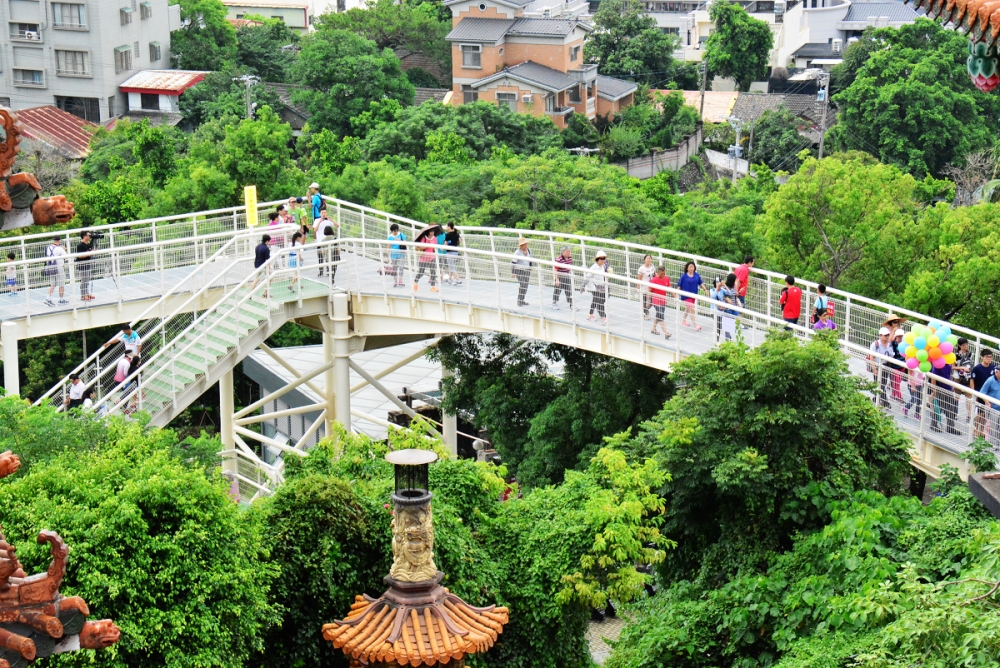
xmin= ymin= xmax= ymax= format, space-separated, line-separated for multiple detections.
xmin=322 ymin=449 xmax=508 ymax=667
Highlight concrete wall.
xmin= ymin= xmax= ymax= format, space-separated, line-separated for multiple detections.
xmin=618 ymin=124 xmax=702 ymax=179
xmin=0 ymin=0 xmax=173 ymax=121
xmin=223 ymin=3 xmax=311 ymax=30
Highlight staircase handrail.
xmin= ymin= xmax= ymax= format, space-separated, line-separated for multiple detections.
xmin=94 ymin=238 xmax=335 ymax=417
xmin=36 ymin=224 xmax=297 ymax=408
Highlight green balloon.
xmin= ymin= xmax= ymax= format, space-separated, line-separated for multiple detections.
xmin=916 ymin=350 xmax=929 ymax=362
xmin=946 ymin=334 xmax=959 ymax=346
xmin=919 ymin=361 xmax=932 ymax=373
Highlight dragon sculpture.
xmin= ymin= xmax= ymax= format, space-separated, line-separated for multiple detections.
xmin=906 ymin=0 xmax=1000 ymax=91
xmin=0 ymin=450 xmax=119 ymax=668
xmin=0 ymin=108 xmax=76 ymax=231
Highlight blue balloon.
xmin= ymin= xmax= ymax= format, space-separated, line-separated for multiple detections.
xmin=937 ymin=326 xmax=952 ymax=340
xmin=928 ymin=320 xmax=942 ymax=331
xmin=914 ymin=336 xmax=927 ymax=350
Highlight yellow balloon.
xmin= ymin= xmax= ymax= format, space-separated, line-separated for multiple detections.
xmin=905 ymin=345 xmax=917 ymax=358
xmin=927 ymin=335 xmax=940 ymax=348
xmin=904 ymin=332 xmax=916 ymax=345
xmin=945 ymin=353 xmax=957 ymax=365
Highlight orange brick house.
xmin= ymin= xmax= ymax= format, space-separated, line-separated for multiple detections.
xmin=444 ymin=0 xmax=637 ymax=127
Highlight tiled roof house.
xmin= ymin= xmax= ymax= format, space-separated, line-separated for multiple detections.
xmin=445 ymin=0 xmax=636 ymax=125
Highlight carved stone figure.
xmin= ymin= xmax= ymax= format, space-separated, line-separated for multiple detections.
xmin=388 ymin=504 xmax=438 ymax=583
xmin=0 ymin=109 xmax=76 ymax=231
xmin=0 ymin=452 xmax=119 ymax=665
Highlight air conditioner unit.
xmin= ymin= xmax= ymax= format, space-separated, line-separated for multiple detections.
xmin=522 ymin=94 xmax=533 ymax=104
xmin=832 ymin=38 xmax=843 ymax=53
xmin=24 ymin=31 xmax=38 ymax=40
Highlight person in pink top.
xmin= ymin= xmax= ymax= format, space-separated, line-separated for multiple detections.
xmin=649 ymin=266 xmax=673 ymax=339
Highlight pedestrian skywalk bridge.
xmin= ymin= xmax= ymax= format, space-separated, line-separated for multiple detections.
xmin=0 ymin=197 xmax=991 ymax=496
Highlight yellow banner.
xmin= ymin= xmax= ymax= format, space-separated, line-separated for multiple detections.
xmin=244 ymin=185 xmax=258 ymax=227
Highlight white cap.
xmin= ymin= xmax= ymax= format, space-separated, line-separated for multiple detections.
xmin=309 ymin=182 xmax=320 ymax=189
xmin=893 ymin=328 xmax=905 ymax=338
xmin=595 ymin=250 xmax=607 ymax=259
xmin=879 ymin=327 xmax=891 ymax=336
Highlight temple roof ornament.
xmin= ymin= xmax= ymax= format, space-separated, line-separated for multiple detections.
xmin=322 ymin=449 xmax=509 ymax=667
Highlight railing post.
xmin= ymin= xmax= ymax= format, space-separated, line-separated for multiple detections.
xmin=844 ymin=298 xmax=853 ymax=346
xmin=493 ymin=251 xmax=502 ymax=316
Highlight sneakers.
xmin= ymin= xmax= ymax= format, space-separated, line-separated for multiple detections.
xmin=430 ymin=286 xmax=439 ymax=293
xmin=602 ymin=317 xmax=607 ymax=325
xmin=587 ymin=315 xmax=595 ymax=321
xmin=413 ymin=283 xmax=419 ymax=292
xmin=58 ymin=299 xmax=68 ymax=305
xmin=551 ymin=303 xmax=560 ymax=310
xmin=44 ymin=299 xmax=54 ymax=307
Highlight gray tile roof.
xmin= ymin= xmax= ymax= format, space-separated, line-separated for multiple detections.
xmin=472 ymin=61 xmax=577 ymax=92
xmin=842 ymin=0 xmax=919 ymax=22
xmin=507 ymin=18 xmax=591 ymax=36
xmin=414 ymin=88 xmax=450 ymax=105
xmin=729 ymin=92 xmax=831 ymax=126
xmin=446 ymin=18 xmax=516 ymax=42
xmin=791 ymin=42 xmax=836 ymax=58
xmin=596 ymin=75 xmax=638 ymax=101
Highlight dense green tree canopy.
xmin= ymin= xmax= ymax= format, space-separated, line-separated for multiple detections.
xmin=745 ymin=106 xmax=811 ymax=172
xmin=234 ymin=18 xmax=299 ymax=82
xmin=291 ymin=30 xmax=415 ymax=136
xmin=829 ymin=19 xmax=1000 ymax=177
xmin=168 ymin=0 xmax=237 ymax=70
xmin=585 ymin=0 xmax=681 ymax=86
xmin=703 ymin=0 xmax=774 ymax=91
xmin=317 ymin=0 xmax=451 ymax=74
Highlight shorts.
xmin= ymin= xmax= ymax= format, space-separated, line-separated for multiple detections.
xmin=682 ymin=296 xmax=695 ymax=304
xmin=5 ymin=278 xmax=14 ymax=287
xmin=737 ymin=295 xmax=746 ymax=307
xmin=653 ymin=304 xmax=665 ymax=320
xmin=288 ymin=255 xmax=299 ymax=269
xmin=49 ymin=271 xmax=64 ymax=287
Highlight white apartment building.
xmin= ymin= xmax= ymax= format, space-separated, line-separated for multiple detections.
xmin=0 ymin=0 xmax=181 ymax=123
xmin=636 ymin=0 xmax=917 ymax=68
xmin=221 ymin=1 xmax=313 ymax=29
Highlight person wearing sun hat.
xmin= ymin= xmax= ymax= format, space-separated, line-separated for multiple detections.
xmin=580 ymin=250 xmax=610 ymax=324
xmin=511 ymin=237 xmax=533 ymax=306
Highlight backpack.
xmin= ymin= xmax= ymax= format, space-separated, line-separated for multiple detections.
xmin=42 ymin=245 xmax=57 ymax=277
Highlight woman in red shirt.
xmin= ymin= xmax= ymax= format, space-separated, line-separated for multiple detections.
xmin=649 ymin=266 xmax=673 ymax=339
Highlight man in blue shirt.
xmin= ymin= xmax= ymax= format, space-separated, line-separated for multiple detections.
xmin=387 ymin=223 xmax=406 ymax=287
xmin=979 ymin=366 xmax=1000 ymax=411
xmin=309 ymin=182 xmax=323 ymax=221
xmin=972 ymin=349 xmax=997 ymax=437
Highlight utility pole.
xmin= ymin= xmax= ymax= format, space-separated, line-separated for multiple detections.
xmin=727 ymin=115 xmax=743 ymax=184
xmin=699 ymin=61 xmax=707 ymax=120
xmin=818 ymin=72 xmax=831 ymax=159
xmin=234 ymin=74 xmax=260 ymax=120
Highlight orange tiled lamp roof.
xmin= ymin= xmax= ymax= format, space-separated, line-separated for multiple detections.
xmin=322 ymin=450 xmax=508 ymax=667
xmin=0 ymin=451 xmax=120 ymax=668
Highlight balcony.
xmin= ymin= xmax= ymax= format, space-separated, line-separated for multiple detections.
xmin=569 ymin=63 xmax=598 ymax=84
xmin=587 ymin=97 xmax=596 ymax=113
xmin=13 ymin=70 xmax=45 ymax=88
xmin=545 ymin=106 xmax=574 ymax=117
xmin=53 ymin=20 xmax=87 ymax=30
xmin=9 ymin=29 xmax=42 ymax=42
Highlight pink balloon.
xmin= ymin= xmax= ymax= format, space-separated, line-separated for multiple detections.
xmin=939 ymin=342 xmax=954 ymax=355
xmin=932 ymin=356 xmax=947 ymax=369
xmin=906 ymin=357 xmax=920 ymax=369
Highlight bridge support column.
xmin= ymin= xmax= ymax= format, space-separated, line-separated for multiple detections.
xmin=220 ymin=369 xmax=236 ymax=475
xmin=323 ymin=331 xmax=335 ymax=439
xmin=2 ymin=322 xmax=18 ymax=397
xmin=442 ymin=365 xmax=458 ymax=458
xmin=332 ymin=293 xmax=352 ymax=433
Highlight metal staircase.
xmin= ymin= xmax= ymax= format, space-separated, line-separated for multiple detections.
xmin=38 ymin=232 xmax=329 ymax=426
xmin=36 ymin=227 xmax=283 ymax=410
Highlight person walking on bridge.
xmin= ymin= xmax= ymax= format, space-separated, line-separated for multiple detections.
xmin=734 ymin=256 xmax=753 ymax=308
xmin=649 ymin=266 xmax=672 ymax=339
xmin=637 ymin=255 xmax=656 ymax=319
xmin=678 ymin=261 xmax=706 ymax=330
xmin=511 ymin=238 xmax=533 ymax=306
xmin=552 ymin=246 xmax=574 ymax=310
xmin=581 ymin=250 xmax=609 ymax=324
xmin=42 ymin=237 xmax=68 ymax=307
xmin=76 ymin=231 xmax=94 ymax=302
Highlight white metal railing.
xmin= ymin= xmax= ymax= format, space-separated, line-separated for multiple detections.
xmin=35 ymin=225 xmax=297 ymax=409
xmin=341 ymin=238 xmax=1000 ymax=463
xmin=323 ymin=196 xmax=1000 ymax=368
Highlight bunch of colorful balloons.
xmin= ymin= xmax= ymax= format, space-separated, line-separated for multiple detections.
xmin=903 ymin=321 xmax=959 ymax=373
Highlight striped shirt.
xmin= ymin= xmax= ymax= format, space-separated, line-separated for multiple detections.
xmin=555 ymin=255 xmax=572 ymax=273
